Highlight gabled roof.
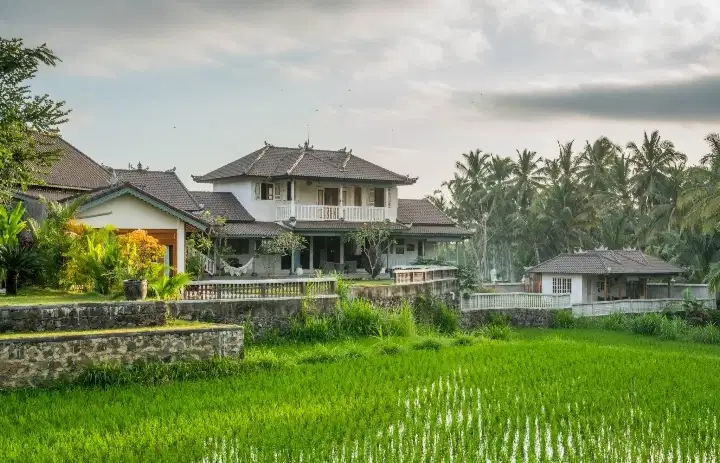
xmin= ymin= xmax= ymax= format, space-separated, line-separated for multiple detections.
xmin=222 ymin=222 xmax=286 ymax=238
xmin=397 ymin=199 xmax=456 ymax=225
xmin=285 ymin=220 xmax=407 ymax=232
xmin=528 ymin=250 xmax=682 ymax=275
xmin=112 ymin=169 xmax=201 ymax=212
xmin=190 ymin=191 xmax=254 ymax=222
xmin=193 ymin=144 xmax=417 ymax=184
xmin=401 ymin=225 xmax=472 ymax=237
xmin=64 ymin=182 xmax=207 ymax=230
xmin=31 ymin=134 xmax=111 ymax=190
xmin=17 ymin=186 xmax=78 ymax=202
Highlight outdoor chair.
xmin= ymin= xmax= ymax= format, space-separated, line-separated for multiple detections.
xmin=334 ymin=263 xmax=344 ymax=273
xmin=322 ymin=261 xmax=335 ymax=273
xmin=344 ymin=261 xmax=357 ymax=274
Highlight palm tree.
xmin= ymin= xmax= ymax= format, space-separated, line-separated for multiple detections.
xmin=512 ymin=149 xmax=543 ymax=211
xmin=627 ymin=130 xmax=687 ymax=214
xmin=579 ymin=136 xmax=617 ymax=192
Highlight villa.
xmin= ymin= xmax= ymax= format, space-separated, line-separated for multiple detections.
xmin=15 ymin=137 xmax=471 ymax=276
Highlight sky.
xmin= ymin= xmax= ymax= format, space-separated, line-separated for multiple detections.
xmin=3 ymin=0 xmax=720 ymax=198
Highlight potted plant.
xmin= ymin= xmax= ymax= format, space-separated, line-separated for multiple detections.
xmin=119 ymin=231 xmax=165 ymax=301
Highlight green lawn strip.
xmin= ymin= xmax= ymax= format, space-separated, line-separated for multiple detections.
xmin=0 ymin=287 xmax=114 ymax=306
xmin=2 ymin=330 xmax=720 ymax=461
xmin=0 ymin=320 xmax=235 ymax=341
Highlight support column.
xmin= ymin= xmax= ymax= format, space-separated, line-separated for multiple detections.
xmin=604 ymin=275 xmax=608 ymax=301
xmin=290 ymin=179 xmax=296 ymax=218
xmin=339 ymin=239 xmax=345 ymax=265
xmin=455 ymin=241 xmax=460 ymax=265
xmin=667 ymin=277 xmax=671 ymax=298
xmin=309 ymin=237 xmax=314 ymax=270
xmin=339 ymin=186 xmax=344 ymax=219
xmin=251 ymin=240 xmax=257 ymax=275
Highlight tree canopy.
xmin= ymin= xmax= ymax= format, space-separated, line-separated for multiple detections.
xmin=434 ymin=131 xmax=720 ymax=285
xmin=0 ymin=37 xmax=69 ymax=202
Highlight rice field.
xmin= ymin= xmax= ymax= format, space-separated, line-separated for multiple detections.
xmin=2 ymin=330 xmax=720 ymax=462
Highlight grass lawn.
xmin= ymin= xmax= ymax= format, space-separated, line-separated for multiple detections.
xmin=2 ymin=329 xmax=720 ymax=461
xmin=0 ymin=320 xmax=226 ymax=341
xmin=0 ymin=287 xmax=110 ymax=306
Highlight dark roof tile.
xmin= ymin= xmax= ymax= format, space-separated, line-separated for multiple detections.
xmin=221 ymin=222 xmax=286 ymax=237
xmin=190 ymin=191 xmax=254 ymax=222
xmin=194 ymin=145 xmax=416 ymax=184
xmin=397 ymin=199 xmax=456 ymax=225
xmin=529 ymin=250 xmax=682 ymax=275
xmin=32 ymin=134 xmax=110 ymax=190
xmin=114 ymin=169 xmax=200 ymax=212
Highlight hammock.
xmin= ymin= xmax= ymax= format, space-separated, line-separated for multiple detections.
xmin=220 ymin=257 xmax=254 ymax=277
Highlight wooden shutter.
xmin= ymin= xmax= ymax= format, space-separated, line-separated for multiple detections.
xmin=368 ymin=187 xmax=375 ymax=206
xmin=274 ymin=182 xmax=282 ymax=201
xmin=386 ymin=188 xmax=391 ymax=208
xmin=254 ymin=182 xmax=260 ymax=200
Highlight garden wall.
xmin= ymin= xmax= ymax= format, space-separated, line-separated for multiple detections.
xmin=0 ymin=326 xmax=243 ymax=389
xmin=168 ymin=296 xmax=338 ymax=339
xmin=0 ymin=301 xmax=167 ymax=334
xmin=349 ymin=279 xmax=459 ymax=309
xmin=461 ymin=307 xmax=562 ymax=329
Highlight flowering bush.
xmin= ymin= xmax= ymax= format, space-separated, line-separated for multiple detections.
xmin=119 ymin=230 xmax=165 ymax=281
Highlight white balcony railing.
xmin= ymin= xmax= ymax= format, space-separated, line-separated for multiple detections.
xmin=276 ymin=203 xmax=387 ymax=222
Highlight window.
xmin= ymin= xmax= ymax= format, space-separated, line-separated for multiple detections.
xmin=395 ymin=238 xmax=405 ymax=255
xmin=354 ymin=187 xmax=362 ymax=206
xmin=227 ymin=239 xmax=250 ymax=255
xmin=342 ymin=189 xmax=348 ymax=206
xmin=552 ymin=278 xmax=572 ymax=294
xmin=596 ymin=280 xmax=605 ymax=293
xmin=417 ymin=241 xmax=424 ymax=257
xmin=317 ymin=189 xmax=324 ymax=205
xmin=374 ymin=188 xmax=385 ymax=207
xmin=286 ymin=181 xmax=292 ymax=200
xmin=260 ymin=183 xmax=274 ymax=200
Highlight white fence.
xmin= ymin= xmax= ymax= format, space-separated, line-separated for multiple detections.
xmin=572 ymin=298 xmax=716 ymax=317
xmin=461 ymin=292 xmax=571 ymax=311
xmin=182 ymin=277 xmax=337 ymax=300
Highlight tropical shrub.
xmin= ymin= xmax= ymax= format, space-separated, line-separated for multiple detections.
xmin=0 ymin=202 xmax=26 ymax=246
xmin=149 ymin=272 xmax=191 ymax=300
xmin=0 ymin=244 xmax=40 ymax=295
xmin=484 ymin=323 xmax=511 ymax=340
xmin=338 ymin=298 xmax=381 ymax=337
xmin=414 ymin=294 xmax=460 ymax=334
xmin=61 ymin=227 xmax=124 ymax=294
xmin=345 ymin=223 xmax=394 ymax=278
xmin=258 ymin=232 xmax=306 ymax=276
xmin=551 ymin=309 xmax=574 ymax=328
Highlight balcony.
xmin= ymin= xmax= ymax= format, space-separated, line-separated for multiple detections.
xmin=276 ymin=203 xmax=387 ymax=222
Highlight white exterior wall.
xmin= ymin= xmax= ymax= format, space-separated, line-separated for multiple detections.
xmin=210 ymin=178 xmax=399 ymax=222
xmin=76 ymin=195 xmax=187 ymax=273
xmin=540 ymin=274 xmax=585 ymax=304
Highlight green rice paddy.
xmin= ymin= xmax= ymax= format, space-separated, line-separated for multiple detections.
xmin=2 ymin=330 xmax=720 ymax=462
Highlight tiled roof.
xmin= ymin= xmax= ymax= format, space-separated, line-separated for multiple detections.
xmin=194 ymin=144 xmax=416 ymax=184
xmin=397 ymin=199 xmax=456 ymax=225
xmin=400 ymin=225 xmax=472 ymax=237
xmin=113 ymin=169 xmax=200 ymax=212
xmin=65 ymin=182 xmax=207 ymax=229
xmin=18 ymin=186 xmax=78 ymax=202
xmin=286 ymin=220 xmax=407 ymax=232
xmin=190 ymin=191 xmax=254 ymax=222
xmin=31 ymin=134 xmax=110 ymax=190
xmin=221 ymin=222 xmax=286 ymax=237
xmin=528 ymin=250 xmax=682 ymax=275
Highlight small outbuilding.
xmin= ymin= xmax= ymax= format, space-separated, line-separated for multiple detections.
xmin=527 ymin=249 xmax=684 ymax=305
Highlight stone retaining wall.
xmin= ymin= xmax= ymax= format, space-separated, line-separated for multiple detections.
xmin=0 ymin=326 xmax=243 ymax=389
xmin=461 ymin=308 xmax=562 ymax=328
xmin=167 ymin=296 xmax=338 ymax=339
xmin=349 ymin=279 xmax=459 ymax=309
xmin=0 ymin=301 xmax=167 ymax=334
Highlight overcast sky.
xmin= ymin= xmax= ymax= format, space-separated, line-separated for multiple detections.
xmin=3 ymin=0 xmax=720 ymax=198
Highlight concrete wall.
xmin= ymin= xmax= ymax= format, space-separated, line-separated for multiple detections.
xmin=349 ymin=279 xmax=459 ymax=309
xmin=461 ymin=308 xmax=562 ymax=328
xmin=0 ymin=326 xmax=243 ymax=389
xmin=490 ymin=283 xmax=525 ymax=293
xmin=168 ymin=297 xmax=338 ymax=339
xmin=77 ymin=195 xmax=187 ymax=273
xmin=647 ymin=283 xmax=710 ymax=300
xmin=0 ymin=302 xmax=167 ymax=334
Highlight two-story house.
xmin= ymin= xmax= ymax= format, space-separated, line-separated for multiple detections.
xmin=15 ymin=137 xmax=470 ymax=277
xmin=192 ymin=141 xmax=471 ymax=274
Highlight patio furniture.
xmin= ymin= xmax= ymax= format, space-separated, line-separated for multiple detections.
xmin=322 ymin=261 xmax=335 ymax=273
xmin=334 ymin=262 xmax=344 ymax=273
xmin=344 ymin=261 xmax=357 ymax=273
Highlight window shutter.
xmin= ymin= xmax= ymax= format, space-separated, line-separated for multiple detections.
xmin=274 ymin=183 xmax=281 ymax=201
xmin=368 ymin=187 xmax=375 ymax=207
xmin=254 ymin=182 xmax=260 ymax=200
xmin=386 ymin=188 xmax=391 ymax=208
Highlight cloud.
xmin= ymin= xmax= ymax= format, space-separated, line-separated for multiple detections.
xmin=0 ymin=0 xmax=487 ymax=78
xmin=470 ymin=74 xmax=720 ymax=121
